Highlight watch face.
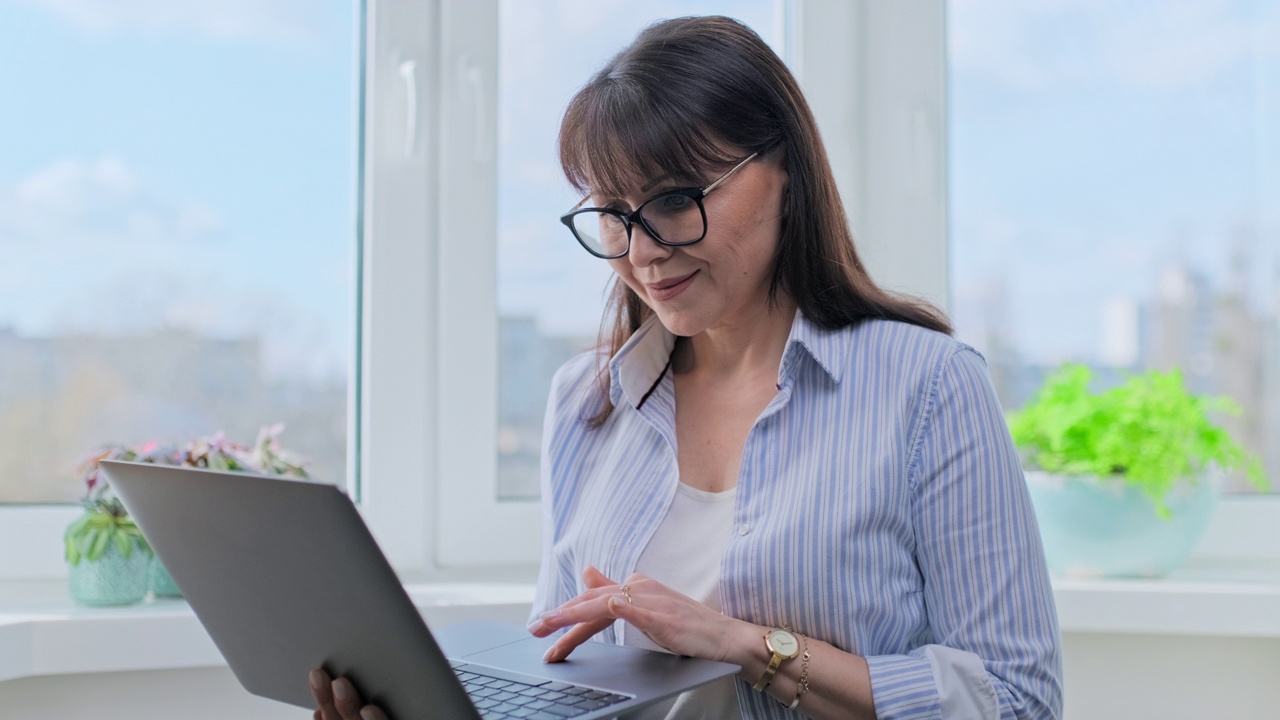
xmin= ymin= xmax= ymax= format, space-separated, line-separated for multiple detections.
xmin=767 ymin=629 xmax=800 ymax=658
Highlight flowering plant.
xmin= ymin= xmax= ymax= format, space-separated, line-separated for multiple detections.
xmin=67 ymin=425 xmax=308 ymax=565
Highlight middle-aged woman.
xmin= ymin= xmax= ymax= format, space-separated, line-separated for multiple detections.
xmin=522 ymin=14 xmax=1063 ymax=720
xmin=310 ymin=14 xmax=1062 ymax=720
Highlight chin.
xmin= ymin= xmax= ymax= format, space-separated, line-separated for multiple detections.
xmin=651 ymin=307 xmax=709 ymax=338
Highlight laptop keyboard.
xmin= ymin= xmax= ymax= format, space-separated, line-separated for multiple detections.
xmin=451 ymin=662 xmax=632 ymax=719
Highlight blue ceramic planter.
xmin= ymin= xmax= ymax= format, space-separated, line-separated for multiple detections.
xmin=148 ymin=558 xmax=183 ymax=598
xmin=1025 ymin=471 xmax=1218 ymax=578
xmin=68 ymin=541 xmax=150 ymax=606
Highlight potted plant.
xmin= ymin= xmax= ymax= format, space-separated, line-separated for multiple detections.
xmin=1009 ymin=364 xmax=1267 ymax=578
xmin=69 ymin=425 xmax=309 ymax=604
xmin=66 ymin=446 xmax=155 ymax=606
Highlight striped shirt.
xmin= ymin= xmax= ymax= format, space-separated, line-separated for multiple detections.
xmin=531 ymin=311 xmax=1063 ymax=719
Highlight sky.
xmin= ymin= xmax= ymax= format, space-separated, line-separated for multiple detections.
xmin=0 ymin=0 xmax=1276 ymax=379
xmin=0 ymin=0 xmax=358 ymax=382
xmin=949 ymin=0 xmax=1279 ymax=364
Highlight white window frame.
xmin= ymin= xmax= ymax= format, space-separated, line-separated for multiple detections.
xmin=2 ymin=0 xmax=1275 ymax=583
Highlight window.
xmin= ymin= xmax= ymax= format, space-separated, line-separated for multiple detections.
xmin=949 ymin=0 xmax=1280 ymax=494
xmin=9 ymin=0 xmax=1271 ymax=584
xmin=0 ymin=1 xmax=360 ymax=575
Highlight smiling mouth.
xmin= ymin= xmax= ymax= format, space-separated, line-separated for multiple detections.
xmin=646 ymin=270 xmax=698 ymax=301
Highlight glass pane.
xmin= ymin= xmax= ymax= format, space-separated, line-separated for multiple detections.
xmin=949 ymin=0 xmax=1279 ymax=492
xmin=497 ymin=1 xmax=787 ymax=499
xmin=0 ymin=2 xmax=359 ymax=502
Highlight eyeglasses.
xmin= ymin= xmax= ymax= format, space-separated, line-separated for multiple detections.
xmin=560 ymin=152 xmax=758 ymax=259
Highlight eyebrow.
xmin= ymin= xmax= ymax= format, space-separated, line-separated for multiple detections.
xmin=640 ymin=174 xmax=675 ymax=193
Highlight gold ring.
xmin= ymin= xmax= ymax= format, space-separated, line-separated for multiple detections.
xmin=619 ymin=584 xmax=633 ymax=605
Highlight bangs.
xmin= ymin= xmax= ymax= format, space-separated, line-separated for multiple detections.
xmin=559 ymin=77 xmax=740 ymax=201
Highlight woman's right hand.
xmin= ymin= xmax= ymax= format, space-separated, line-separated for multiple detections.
xmin=309 ymin=668 xmax=389 ymax=720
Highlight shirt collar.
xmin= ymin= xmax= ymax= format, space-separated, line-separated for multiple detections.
xmin=608 ymin=309 xmax=844 ymax=409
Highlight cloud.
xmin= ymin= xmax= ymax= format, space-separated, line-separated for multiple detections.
xmin=949 ymin=0 xmax=1280 ymax=92
xmin=0 ymin=156 xmax=222 ymax=247
xmin=18 ymin=0 xmax=339 ymax=45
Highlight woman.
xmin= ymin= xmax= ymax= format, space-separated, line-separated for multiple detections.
xmin=313 ymin=15 xmax=1061 ymax=720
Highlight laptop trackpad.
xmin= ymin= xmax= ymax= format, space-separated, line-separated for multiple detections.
xmin=442 ymin=622 xmax=739 ymax=696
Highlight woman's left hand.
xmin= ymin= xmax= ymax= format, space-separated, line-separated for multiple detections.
xmin=528 ymin=566 xmax=752 ymax=664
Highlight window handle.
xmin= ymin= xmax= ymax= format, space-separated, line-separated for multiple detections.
xmin=457 ymin=54 xmax=491 ymax=162
xmin=398 ymin=59 xmax=418 ymax=158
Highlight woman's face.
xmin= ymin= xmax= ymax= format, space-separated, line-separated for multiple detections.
xmin=601 ymin=154 xmax=789 ymax=338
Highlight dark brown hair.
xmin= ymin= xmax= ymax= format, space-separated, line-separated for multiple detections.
xmin=559 ymin=16 xmax=951 ymax=425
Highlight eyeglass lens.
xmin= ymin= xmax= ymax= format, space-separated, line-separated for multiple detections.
xmin=570 ymin=193 xmax=704 ymax=257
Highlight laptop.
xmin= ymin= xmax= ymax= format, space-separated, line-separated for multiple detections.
xmin=100 ymin=460 xmax=739 ymax=720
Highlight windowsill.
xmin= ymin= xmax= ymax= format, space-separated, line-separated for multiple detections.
xmin=1052 ymin=557 xmax=1280 ymax=638
xmin=3 ymin=559 xmax=1280 ymax=684
xmin=0 ymin=580 xmax=536 ymax=684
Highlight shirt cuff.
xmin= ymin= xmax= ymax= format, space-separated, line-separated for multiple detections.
xmin=865 ymin=653 xmax=943 ymax=720
xmin=867 ymin=645 xmax=999 ymax=720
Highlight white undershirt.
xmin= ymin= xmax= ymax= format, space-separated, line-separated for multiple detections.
xmin=620 ymin=482 xmax=742 ymax=720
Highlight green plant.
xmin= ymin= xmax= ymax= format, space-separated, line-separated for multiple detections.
xmin=66 ymin=425 xmax=309 ymax=567
xmin=1008 ymin=364 xmax=1267 ymax=517
xmin=65 ymin=497 xmax=150 ymax=566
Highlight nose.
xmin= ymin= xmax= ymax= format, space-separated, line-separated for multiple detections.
xmin=626 ymin=221 xmax=672 ymax=268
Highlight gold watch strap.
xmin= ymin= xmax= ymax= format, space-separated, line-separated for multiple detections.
xmin=752 ymin=652 xmax=785 ymax=692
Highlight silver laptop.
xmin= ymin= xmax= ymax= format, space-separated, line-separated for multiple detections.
xmin=101 ymin=460 xmax=739 ymax=720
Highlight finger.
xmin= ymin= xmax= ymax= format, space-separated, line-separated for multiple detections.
xmin=332 ymin=677 xmax=364 ymax=720
xmin=582 ymin=565 xmax=616 ymax=588
xmin=543 ymin=617 xmax=615 ymax=663
xmin=359 ymin=704 xmax=390 ymax=720
xmin=533 ymin=595 xmax=619 ymax=635
xmin=310 ymin=668 xmax=340 ymax=720
xmin=531 ymin=588 xmax=621 ymax=636
xmin=607 ymin=594 xmax=663 ymax=629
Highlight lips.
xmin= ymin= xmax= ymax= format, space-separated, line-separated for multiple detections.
xmin=645 ymin=270 xmax=698 ymax=301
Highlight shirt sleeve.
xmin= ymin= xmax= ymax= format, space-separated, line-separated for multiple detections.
xmin=865 ymin=346 xmax=1064 ymax=720
xmin=528 ymin=353 xmax=596 ymax=625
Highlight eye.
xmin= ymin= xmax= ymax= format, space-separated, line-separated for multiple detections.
xmin=648 ymin=193 xmax=693 ymax=215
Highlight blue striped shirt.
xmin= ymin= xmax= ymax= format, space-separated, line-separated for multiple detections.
xmin=532 ymin=311 xmax=1063 ymax=719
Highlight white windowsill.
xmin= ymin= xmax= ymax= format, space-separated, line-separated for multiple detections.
xmin=0 ymin=581 xmax=536 ymax=684
xmin=1053 ymin=557 xmax=1280 ymax=638
xmin=3 ymin=560 xmax=1280 ymax=684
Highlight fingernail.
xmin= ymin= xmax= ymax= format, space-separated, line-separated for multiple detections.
xmin=540 ymin=611 xmax=561 ymax=623
xmin=543 ymin=646 xmax=557 ymax=662
xmin=333 ymin=679 xmax=351 ymax=702
xmin=361 ymin=709 xmax=379 ymax=720
xmin=309 ymin=669 xmax=324 ymax=690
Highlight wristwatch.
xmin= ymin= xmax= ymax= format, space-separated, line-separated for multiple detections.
xmin=752 ymin=627 xmax=800 ymax=692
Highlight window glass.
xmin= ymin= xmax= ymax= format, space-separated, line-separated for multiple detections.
xmin=0 ymin=1 xmax=359 ymax=502
xmin=949 ymin=0 xmax=1279 ymax=492
xmin=496 ymin=1 xmax=786 ymax=499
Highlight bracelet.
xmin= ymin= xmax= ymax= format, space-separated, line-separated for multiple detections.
xmin=787 ymin=634 xmax=811 ymax=711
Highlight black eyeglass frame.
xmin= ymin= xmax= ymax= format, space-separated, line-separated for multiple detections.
xmin=559 ymin=152 xmax=759 ymax=259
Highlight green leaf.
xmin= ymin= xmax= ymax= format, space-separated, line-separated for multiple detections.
xmin=87 ymin=527 xmax=111 ymax=562
xmin=66 ymin=536 xmax=81 ymax=566
xmin=66 ymin=513 xmax=93 ymax=539
xmin=1010 ymin=364 xmax=1269 ymax=513
xmin=77 ymin=528 xmax=97 ymax=558
xmin=86 ymin=512 xmax=114 ymax=529
xmin=113 ymin=531 xmax=132 ymax=559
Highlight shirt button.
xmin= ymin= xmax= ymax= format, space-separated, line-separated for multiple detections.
xmin=738 ymin=524 xmax=751 ymax=536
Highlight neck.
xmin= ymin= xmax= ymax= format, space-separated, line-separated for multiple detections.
xmin=673 ymin=297 xmax=797 ymax=379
